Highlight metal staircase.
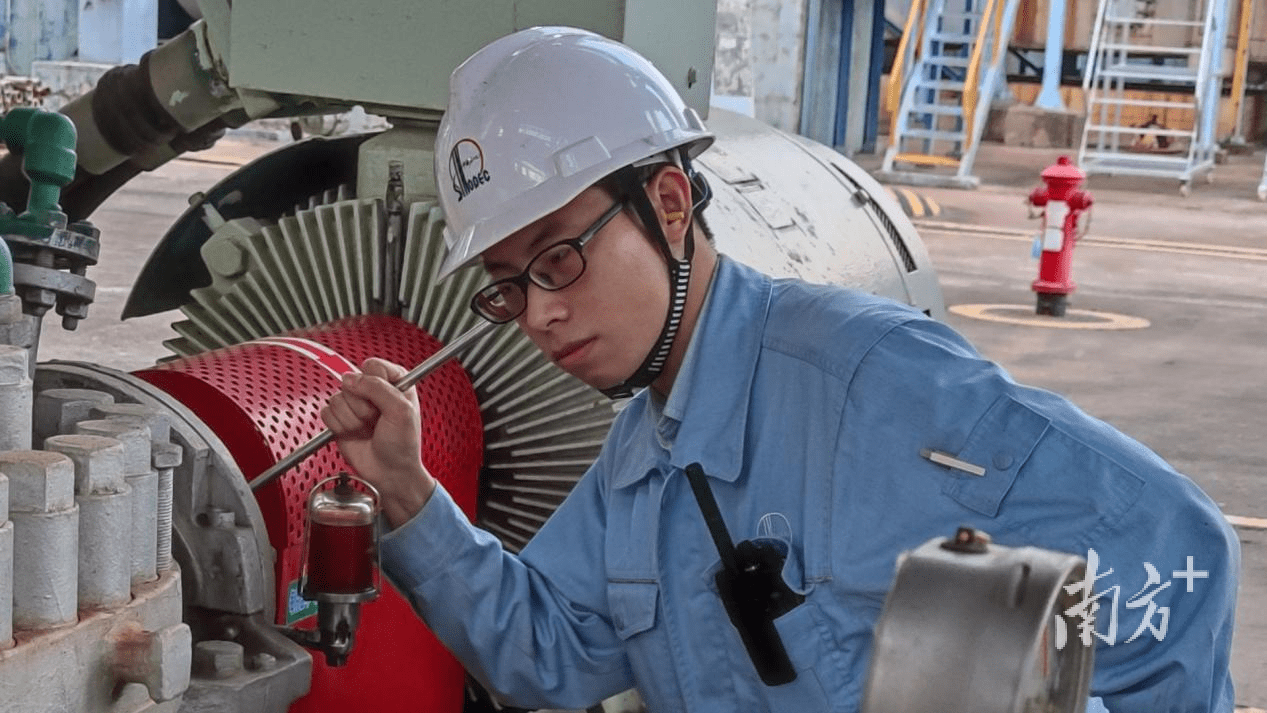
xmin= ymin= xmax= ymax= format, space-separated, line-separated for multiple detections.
xmin=1077 ymin=0 xmax=1232 ymax=195
xmin=880 ymin=0 xmax=1021 ymax=188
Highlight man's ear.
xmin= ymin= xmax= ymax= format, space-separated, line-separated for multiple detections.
xmin=645 ymin=165 xmax=695 ymax=255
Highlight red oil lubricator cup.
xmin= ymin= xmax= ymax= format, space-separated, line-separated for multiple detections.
xmin=302 ymin=473 xmax=380 ymax=599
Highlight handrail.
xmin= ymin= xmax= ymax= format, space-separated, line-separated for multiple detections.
xmin=1083 ymin=0 xmax=1113 ymax=94
xmin=962 ymin=0 xmax=1000 ymax=150
xmin=991 ymin=0 xmax=1008 ymax=59
xmin=1227 ymin=0 xmax=1253 ymax=140
xmin=1191 ymin=0 xmax=1222 ymax=163
xmin=886 ymin=0 xmax=927 ymax=148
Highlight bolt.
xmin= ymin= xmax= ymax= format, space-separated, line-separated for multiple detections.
xmin=151 ymin=442 xmax=182 ymax=470
xmin=59 ymin=299 xmax=91 ymax=320
xmin=19 ymin=286 xmax=55 ymax=316
xmin=43 ymin=434 xmax=126 ymax=495
xmin=192 ymin=640 xmax=244 ymax=679
xmin=90 ymin=403 xmax=171 ymax=443
xmin=940 ymin=526 xmax=992 ymax=554
xmin=0 ymin=450 xmax=75 ymax=512
xmin=202 ymin=239 xmax=248 ymax=278
xmin=73 ymin=420 xmax=151 ymax=476
xmin=56 ymin=295 xmax=92 ymax=331
xmin=156 ymin=467 xmax=174 ymax=571
xmin=34 ymin=387 xmax=114 ymax=446
xmin=0 ymin=345 xmax=28 ymax=384
xmin=69 ymin=221 xmax=100 ymax=239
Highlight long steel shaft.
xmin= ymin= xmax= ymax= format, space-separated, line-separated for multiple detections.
xmin=250 ymin=319 xmax=498 ymax=491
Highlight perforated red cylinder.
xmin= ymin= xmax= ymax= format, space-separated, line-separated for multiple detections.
xmin=135 ymin=315 xmax=483 ymax=713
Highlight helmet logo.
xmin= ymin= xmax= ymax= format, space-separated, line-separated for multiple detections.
xmin=450 ymin=138 xmax=491 ymax=202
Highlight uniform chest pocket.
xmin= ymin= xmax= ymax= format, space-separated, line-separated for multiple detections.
xmin=941 ymin=395 xmax=1049 ymax=517
xmin=607 ymin=580 xmax=659 ymax=640
xmin=761 ymin=599 xmax=855 ymax=713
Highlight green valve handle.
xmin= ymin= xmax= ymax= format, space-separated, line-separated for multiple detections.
xmin=2 ymin=107 xmax=78 ymax=222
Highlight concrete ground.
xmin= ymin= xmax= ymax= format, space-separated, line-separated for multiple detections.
xmin=31 ymin=135 xmax=1267 ymax=709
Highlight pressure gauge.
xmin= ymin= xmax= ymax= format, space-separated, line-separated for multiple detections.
xmin=861 ymin=527 xmax=1094 ymax=713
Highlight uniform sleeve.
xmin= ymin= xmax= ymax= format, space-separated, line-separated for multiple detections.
xmin=379 ymin=464 xmax=632 ymax=710
xmin=844 ymin=317 xmax=1239 ymax=713
xmin=1079 ymin=461 xmax=1240 ymax=713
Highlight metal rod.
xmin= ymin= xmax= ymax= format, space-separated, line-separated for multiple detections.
xmin=250 ymin=319 xmax=498 ymax=491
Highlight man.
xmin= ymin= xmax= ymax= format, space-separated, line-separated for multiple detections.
xmin=322 ymin=26 xmax=1239 ymax=713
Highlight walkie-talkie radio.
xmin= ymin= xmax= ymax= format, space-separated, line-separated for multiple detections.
xmin=684 ymin=463 xmax=804 ymax=686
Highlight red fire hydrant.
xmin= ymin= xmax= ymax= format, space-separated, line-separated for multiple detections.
xmin=1028 ymin=156 xmax=1093 ymax=316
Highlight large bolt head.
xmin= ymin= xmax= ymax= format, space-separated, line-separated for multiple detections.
xmin=192 ymin=640 xmax=244 ymax=679
xmin=0 ymin=450 xmax=75 ymax=512
xmin=34 ymin=387 xmax=114 ymax=446
xmin=74 ymin=420 xmax=151 ymax=475
xmin=44 ymin=434 xmax=126 ymax=494
xmin=202 ymin=239 xmax=249 ymax=278
xmin=90 ymin=403 xmax=171 ymax=442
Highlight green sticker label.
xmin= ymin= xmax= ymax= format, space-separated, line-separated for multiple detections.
xmin=286 ymin=579 xmax=318 ymax=625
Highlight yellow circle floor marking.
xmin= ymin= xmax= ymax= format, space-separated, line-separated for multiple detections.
xmin=949 ymin=304 xmax=1151 ymax=330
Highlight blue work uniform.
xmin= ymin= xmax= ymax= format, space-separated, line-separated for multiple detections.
xmin=382 ymin=255 xmax=1239 ymax=712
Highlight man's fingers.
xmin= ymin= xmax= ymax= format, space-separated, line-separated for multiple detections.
xmin=361 ymin=357 xmax=408 ymax=382
xmin=336 ymin=390 xmax=381 ymax=424
xmin=341 ymin=370 xmax=419 ymax=424
xmin=322 ymin=393 xmax=379 ymax=437
xmin=348 ymin=359 xmax=420 ymax=410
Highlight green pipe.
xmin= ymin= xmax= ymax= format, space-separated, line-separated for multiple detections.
xmin=2 ymin=107 xmax=78 ymax=220
xmin=0 ymin=108 xmax=41 ymax=297
xmin=19 ymin=111 xmax=78 ymax=221
xmin=0 ymin=107 xmax=79 ymax=296
xmin=0 ymin=236 xmax=11 ymax=295
xmin=0 ymin=107 xmax=38 ymax=150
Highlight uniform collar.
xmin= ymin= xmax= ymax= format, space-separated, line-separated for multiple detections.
xmin=612 ymin=256 xmax=772 ymax=487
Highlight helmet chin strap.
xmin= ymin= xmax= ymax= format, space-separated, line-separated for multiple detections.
xmin=599 ymin=250 xmax=691 ymax=400
xmin=599 ymin=162 xmax=706 ymax=400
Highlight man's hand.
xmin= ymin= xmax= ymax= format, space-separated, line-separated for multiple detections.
xmin=321 ymin=358 xmax=437 ymax=528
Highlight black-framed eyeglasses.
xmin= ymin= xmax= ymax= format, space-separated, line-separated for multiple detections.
xmin=470 ymin=198 xmax=626 ymax=324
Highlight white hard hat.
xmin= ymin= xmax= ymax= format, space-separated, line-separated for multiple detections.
xmin=433 ymin=26 xmax=715 ymax=280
